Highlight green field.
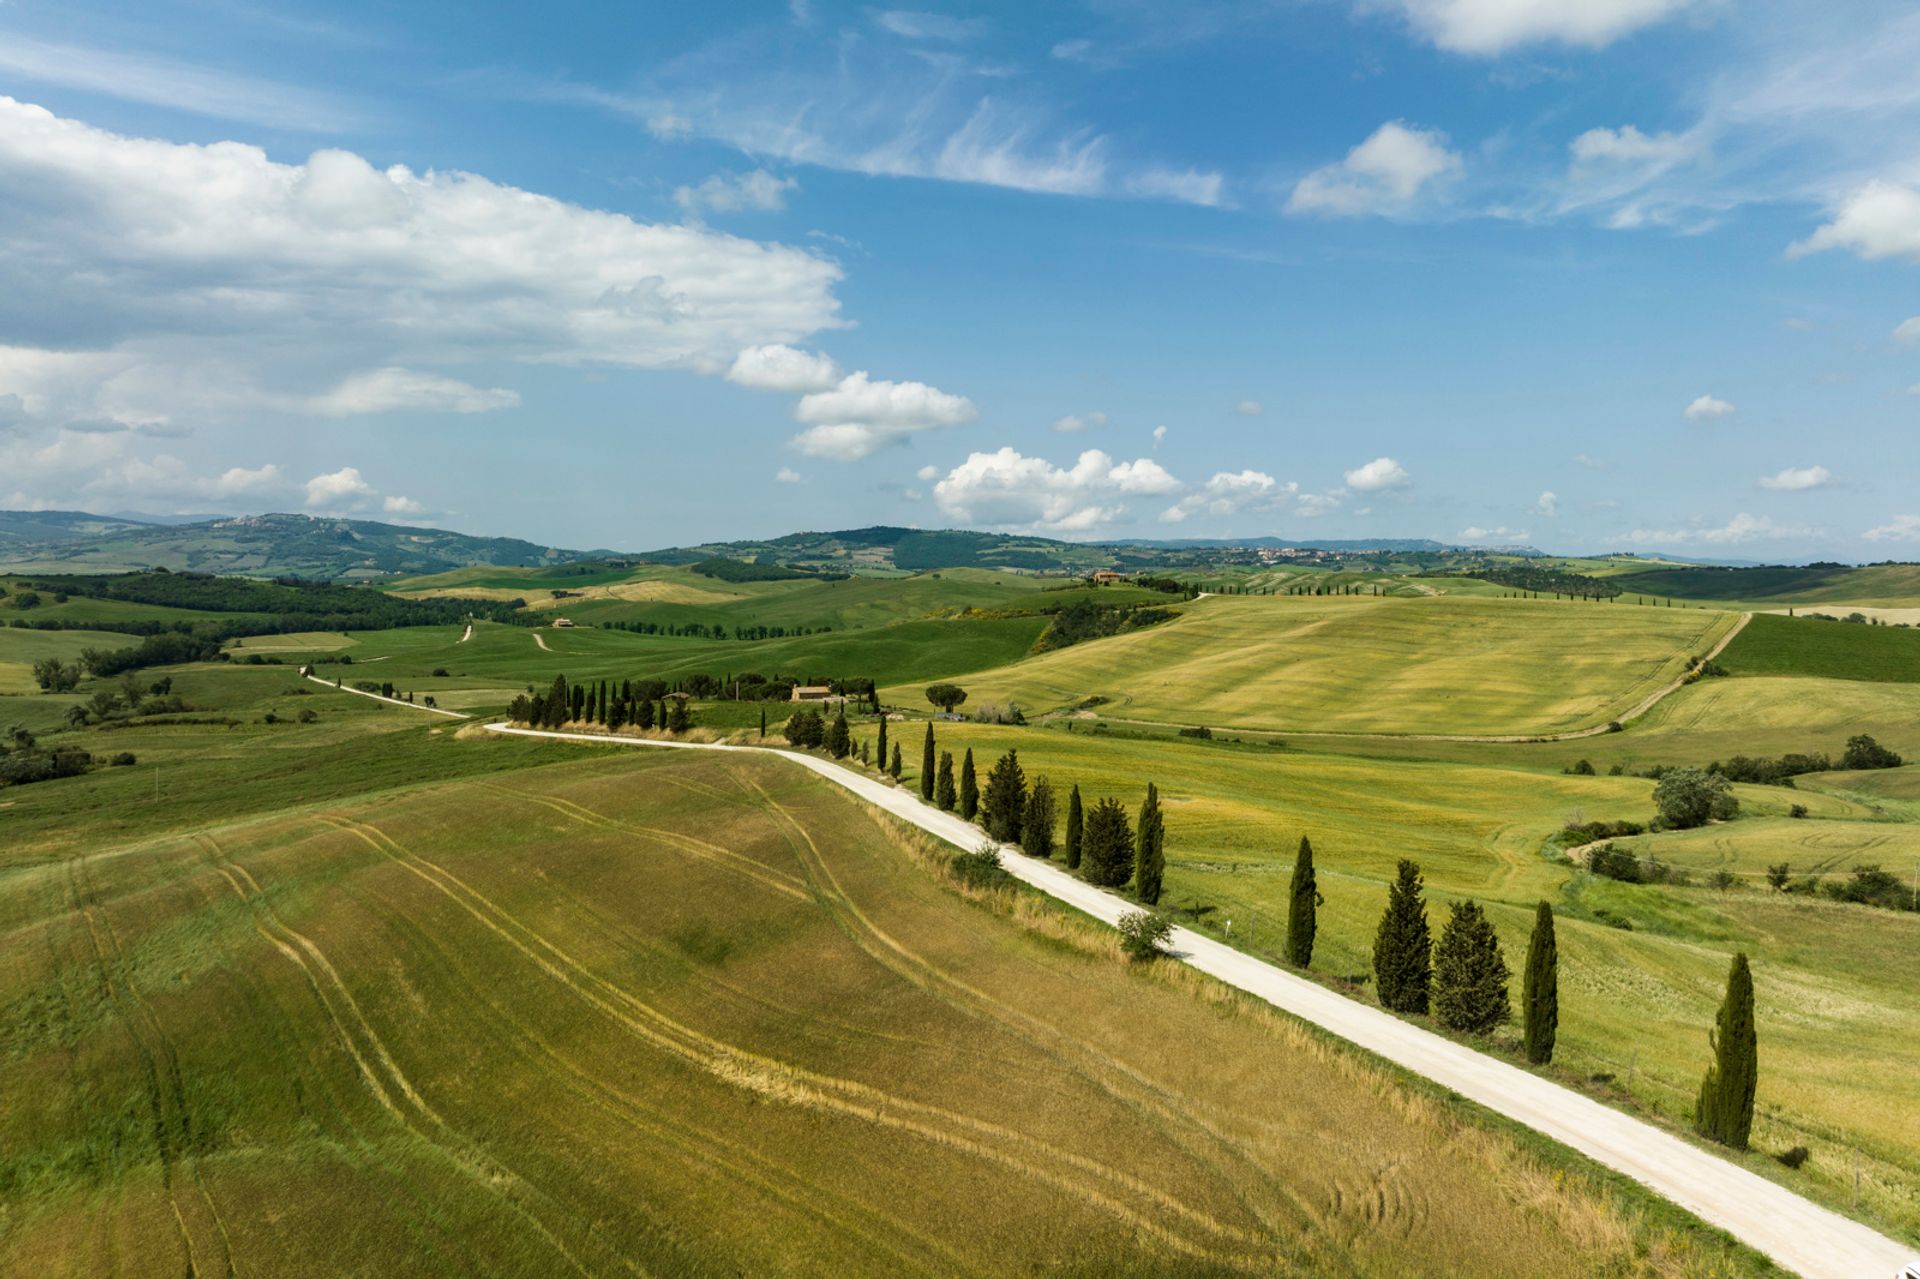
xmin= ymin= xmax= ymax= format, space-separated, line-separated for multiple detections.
xmin=0 ymin=628 xmax=142 ymax=695
xmin=894 ymin=595 xmax=1739 ymax=737
xmin=1720 ymin=612 xmax=1920 ymax=682
xmin=1611 ymin=563 xmax=1920 ymax=608
xmin=0 ymin=730 xmax=1769 ymax=1275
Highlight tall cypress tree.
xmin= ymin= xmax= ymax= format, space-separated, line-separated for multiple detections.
xmin=825 ymin=711 xmax=851 ymax=758
xmin=934 ymin=750 xmax=957 ymax=810
xmin=1695 ymin=952 xmax=1757 ymax=1149
xmin=596 ymin=682 xmax=608 ymax=724
xmin=981 ymin=749 xmax=1027 ymax=842
xmin=1523 ymin=901 xmax=1558 ymax=1065
xmin=667 ymin=696 xmax=691 ymax=733
xmin=635 ymin=697 xmax=655 ymax=730
xmin=959 ymin=748 xmax=979 ymax=821
xmin=876 ymin=715 xmax=888 ymax=770
xmin=1373 ymin=860 xmax=1432 ymax=1015
xmin=889 ymin=742 xmax=903 ymax=779
xmin=1023 ymin=776 xmax=1057 ymax=858
xmin=920 ymin=723 xmax=937 ymax=801
xmin=759 ymin=706 xmax=767 ymax=738
xmin=1432 ymin=900 xmax=1510 ymax=1034
xmin=1133 ymin=783 xmax=1164 ymax=904
xmin=1286 ymin=836 xmax=1319 ymax=967
xmin=1064 ymin=784 xmax=1084 ymax=869
xmin=1081 ymin=798 xmax=1133 ymax=887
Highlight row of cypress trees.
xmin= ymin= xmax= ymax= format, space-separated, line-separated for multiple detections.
xmin=509 ymin=674 xmax=690 ymax=733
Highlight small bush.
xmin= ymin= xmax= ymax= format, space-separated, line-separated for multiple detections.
xmin=1775 ymin=1146 xmax=1811 ymax=1170
xmin=1178 ymin=725 xmax=1213 ymax=739
xmin=949 ymin=845 xmax=1012 ymax=891
xmin=1564 ymin=759 xmax=1596 ymax=776
xmin=109 ymin=752 xmax=136 ymax=766
xmin=1117 ymin=910 xmax=1173 ymax=962
xmin=431 ymin=667 xmax=449 ymax=677
xmin=1788 ymin=803 xmax=1808 ymax=819
xmin=298 ymin=709 xmax=318 ymax=724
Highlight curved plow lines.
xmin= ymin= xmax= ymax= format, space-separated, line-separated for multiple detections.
xmin=314 ymin=812 xmax=1276 ymax=1268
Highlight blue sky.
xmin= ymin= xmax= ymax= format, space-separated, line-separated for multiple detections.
xmin=2 ymin=0 xmax=1918 ymax=558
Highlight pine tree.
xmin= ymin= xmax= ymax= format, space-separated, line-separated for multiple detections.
xmin=1023 ymin=776 xmax=1057 ymax=858
xmin=1286 ymin=836 xmax=1319 ymax=968
xmin=1065 ymin=784 xmax=1084 ymax=868
xmin=825 ymin=711 xmax=851 ymax=758
xmin=1133 ymin=783 xmax=1165 ymax=904
xmin=1432 ymin=900 xmax=1510 ymax=1034
xmin=1694 ymin=952 xmax=1757 ymax=1149
xmin=876 ymin=716 xmax=888 ymax=770
xmin=981 ymin=749 xmax=1027 ymax=843
xmin=889 ymin=742 xmax=903 ymax=779
xmin=920 ymin=723 xmax=937 ymax=801
xmin=934 ymin=751 xmax=957 ymax=810
xmin=1373 ymin=860 xmax=1432 ymax=1015
xmin=959 ymin=748 xmax=979 ymax=820
xmin=1523 ymin=901 xmax=1558 ymax=1065
xmin=1080 ymin=798 xmax=1134 ymax=887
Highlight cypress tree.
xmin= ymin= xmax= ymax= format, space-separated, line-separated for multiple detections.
xmin=934 ymin=750 xmax=957 ymax=810
xmin=1286 ymin=836 xmax=1319 ymax=967
xmin=596 ymin=682 xmax=607 ymax=723
xmin=1522 ymin=901 xmax=1558 ymax=1065
xmin=959 ymin=748 xmax=979 ymax=820
xmin=825 ymin=711 xmax=851 ymax=758
xmin=1080 ymin=798 xmax=1133 ymax=887
xmin=889 ymin=742 xmax=902 ymax=779
xmin=1133 ymin=783 xmax=1164 ymax=904
xmin=1694 ymin=952 xmax=1757 ymax=1149
xmin=1065 ymin=784 xmax=1084 ymax=868
xmin=635 ymin=697 xmax=655 ymax=731
xmin=981 ymin=749 xmax=1027 ymax=842
xmin=1022 ymin=776 xmax=1057 ymax=858
xmin=861 ymin=739 xmax=870 ymax=765
xmin=920 ymin=723 xmax=936 ymax=801
xmin=1373 ymin=860 xmax=1432 ymax=1014
xmin=759 ymin=706 xmax=767 ymax=738
xmin=876 ymin=715 xmax=888 ymax=769
xmin=1431 ymin=900 xmax=1510 ymax=1034
xmin=667 ymin=697 xmax=691 ymax=733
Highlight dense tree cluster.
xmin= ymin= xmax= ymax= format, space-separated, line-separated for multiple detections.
xmin=1461 ymin=566 xmax=1621 ymax=599
xmin=508 ymin=675 xmax=695 ymax=734
xmin=1032 ymin=600 xmax=1178 ymax=653
xmin=687 ymin=556 xmax=845 ymax=583
xmin=600 ymin=618 xmax=831 ymax=641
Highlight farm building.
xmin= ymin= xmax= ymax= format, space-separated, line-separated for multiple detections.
xmin=790 ymin=685 xmax=842 ymax=703
xmin=551 ymin=617 xmax=576 ymax=628
xmin=1088 ymin=570 xmax=1125 ymax=584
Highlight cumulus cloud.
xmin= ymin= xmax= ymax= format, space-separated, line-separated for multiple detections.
xmin=304 ymin=368 xmax=520 ymax=417
xmin=1287 ymin=122 xmax=1461 ymax=218
xmin=933 ymin=447 xmax=1178 ymax=532
xmin=775 ymin=466 xmax=803 ymax=483
xmin=1757 ymin=465 xmax=1832 ymax=491
xmin=1893 ymin=317 xmax=1920 ymax=345
xmin=1459 ymin=526 xmax=1528 ymax=543
xmin=1622 ymin=513 xmax=1807 ymax=545
xmin=1236 ymin=400 xmax=1263 ymax=416
xmin=1536 ymin=490 xmax=1559 ymax=516
xmin=383 ymin=495 xmax=424 ymax=515
xmin=790 ymin=371 xmax=978 ymax=460
xmin=304 ymin=466 xmax=374 ymax=509
xmin=1053 ymin=410 xmax=1108 ymax=433
xmin=1791 ymin=181 xmax=1920 ymax=263
xmin=1561 ymin=125 xmax=1708 ymax=229
xmin=1684 ymin=394 xmax=1736 ymax=421
xmin=1161 ymin=470 xmax=1299 ymax=524
xmin=213 ymin=464 xmax=286 ymax=496
xmin=1344 ymin=456 xmax=1411 ymax=491
xmin=915 ymin=464 xmax=939 ymax=481
xmin=1373 ymin=0 xmax=1696 ymax=55
xmin=0 ymin=97 xmax=844 ymax=436
xmin=727 ymin=344 xmax=843 ymax=393
xmin=1864 ymin=514 xmax=1920 ymax=542
xmin=674 ymin=169 xmax=798 ymax=216
xmin=1152 ymin=424 xmax=1167 ymax=448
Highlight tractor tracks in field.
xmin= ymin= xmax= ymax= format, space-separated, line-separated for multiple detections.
xmin=63 ymin=853 xmax=237 ymax=1279
xmin=196 ymin=832 xmax=614 ymax=1279
xmin=313 ymin=809 xmax=1277 ymax=1269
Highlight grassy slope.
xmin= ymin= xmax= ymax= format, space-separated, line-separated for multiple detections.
xmin=0 ymin=734 xmax=1765 ymax=1276
xmin=905 ymin=719 xmax=1920 ymax=1242
xmin=1720 ymin=611 xmax=1920 ymax=682
xmin=0 ymin=629 xmax=145 ymax=695
xmin=896 ymin=595 xmax=1738 ymax=737
xmin=1613 ymin=563 xmax=1920 ymax=608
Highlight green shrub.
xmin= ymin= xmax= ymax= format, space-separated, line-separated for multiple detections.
xmin=1117 ymin=910 xmax=1173 ymax=962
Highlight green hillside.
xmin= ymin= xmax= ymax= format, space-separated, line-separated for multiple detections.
xmin=1720 ymin=612 xmax=1920 ymax=681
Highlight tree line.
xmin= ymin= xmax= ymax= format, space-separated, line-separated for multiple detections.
xmin=509 ymin=675 xmax=693 ymax=733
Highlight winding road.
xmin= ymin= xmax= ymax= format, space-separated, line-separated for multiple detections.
xmin=302 ymin=671 xmax=1909 ymax=1276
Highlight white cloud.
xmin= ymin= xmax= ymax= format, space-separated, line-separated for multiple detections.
xmin=383 ymin=495 xmax=424 ymax=515
xmin=1373 ymin=0 xmax=1696 ymax=55
xmin=1344 ymin=456 xmax=1411 ymax=491
xmin=1864 ymin=514 xmax=1920 ymax=542
xmin=1124 ymin=167 xmax=1227 ymax=207
xmin=304 ymin=466 xmax=374 ymax=509
xmin=1572 ymin=452 xmax=1607 ymax=470
xmin=1622 ymin=513 xmax=1808 ymax=546
xmin=727 ymin=344 xmax=843 ymax=394
xmin=1152 ymin=424 xmax=1167 ymax=448
xmin=1287 ymin=122 xmax=1462 ymax=218
xmin=874 ymin=10 xmax=986 ymax=41
xmin=1791 ymin=181 xmax=1920 ymax=263
xmin=0 ymin=98 xmax=844 ymax=436
xmin=1161 ymin=470 xmax=1300 ymax=524
xmin=1559 ymin=125 xmax=1709 ymax=229
xmin=674 ymin=169 xmax=797 ymax=216
xmin=1053 ymin=410 xmax=1108 ymax=433
xmin=304 ymin=368 xmax=520 ymax=417
xmin=1757 ymin=465 xmax=1832 ymax=492
xmin=1236 ymin=400 xmax=1263 ymax=416
xmin=915 ymin=464 xmax=939 ymax=481
xmin=1893 ymin=317 xmax=1920 ymax=345
xmin=213 ymin=464 xmax=286 ymax=496
xmin=932 ymin=447 xmax=1179 ymax=532
xmin=790 ymin=371 xmax=978 ymax=460
xmin=775 ymin=466 xmax=803 ymax=483
xmin=1295 ymin=492 xmax=1343 ymax=518
xmin=1459 ymin=526 xmax=1529 ymax=542
xmin=1684 ymin=394 xmax=1736 ymax=421
xmin=1570 ymin=125 xmax=1695 ymax=166
xmin=1536 ymin=490 xmax=1559 ymax=516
